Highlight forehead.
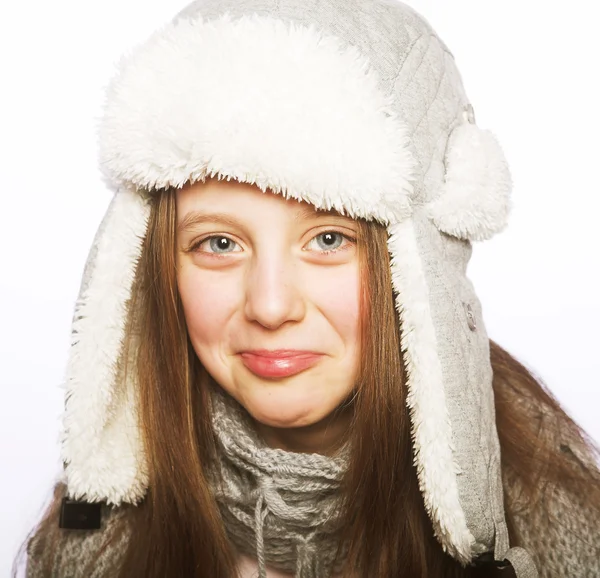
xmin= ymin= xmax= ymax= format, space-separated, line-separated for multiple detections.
xmin=176 ymin=177 xmax=352 ymax=221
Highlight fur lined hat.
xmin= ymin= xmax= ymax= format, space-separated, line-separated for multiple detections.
xmin=59 ymin=0 xmax=538 ymax=575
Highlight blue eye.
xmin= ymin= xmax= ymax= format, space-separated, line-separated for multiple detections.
xmin=209 ymin=236 xmax=239 ymax=253
xmin=193 ymin=236 xmax=241 ymax=254
xmin=307 ymin=232 xmax=346 ymax=253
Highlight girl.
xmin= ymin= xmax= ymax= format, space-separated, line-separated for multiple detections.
xmin=17 ymin=0 xmax=600 ymax=576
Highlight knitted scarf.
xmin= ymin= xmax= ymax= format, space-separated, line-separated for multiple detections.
xmin=209 ymin=389 xmax=350 ymax=578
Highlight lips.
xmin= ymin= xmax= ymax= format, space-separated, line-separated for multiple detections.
xmin=239 ymin=350 xmax=323 ymax=378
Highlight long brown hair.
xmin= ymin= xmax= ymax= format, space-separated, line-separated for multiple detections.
xmin=14 ymin=188 xmax=600 ymax=577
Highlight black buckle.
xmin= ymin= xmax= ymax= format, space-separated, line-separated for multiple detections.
xmin=58 ymin=497 xmax=102 ymax=529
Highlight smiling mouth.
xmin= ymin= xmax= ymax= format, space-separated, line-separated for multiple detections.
xmin=241 ymin=349 xmax=322 ymax=358
xmin=239 ymin=352 xmax=323 ymax=379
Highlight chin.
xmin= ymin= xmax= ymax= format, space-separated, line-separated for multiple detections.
xmin=239 ymin=387 xmax=336 ymax=429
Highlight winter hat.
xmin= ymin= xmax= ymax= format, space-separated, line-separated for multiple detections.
xmin=59 ymin=0 xmax=538 ymax=575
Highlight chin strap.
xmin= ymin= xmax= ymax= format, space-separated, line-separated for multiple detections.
xmin=503 ymin=547 xmax=539 ymax=578
xmin=475 ymin=547 xmax=539 ymax=578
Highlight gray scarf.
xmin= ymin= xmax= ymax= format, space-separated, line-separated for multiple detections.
xmin=209 ymin=390 xmax=350 ymax=578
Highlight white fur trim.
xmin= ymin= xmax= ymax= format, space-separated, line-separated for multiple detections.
xmin=387 ymin=219 xmax=474 ymax=563
xmin=60 ymin=188 xmax=150 ymax=505
xmin=99 ymin=12 xmax=416 ymax=224
xmin=426 ymin=123 xmax=512 ymax=242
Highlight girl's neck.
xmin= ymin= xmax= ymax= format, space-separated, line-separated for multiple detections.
xmin=252 ymin=403 xmax=353 ymax=456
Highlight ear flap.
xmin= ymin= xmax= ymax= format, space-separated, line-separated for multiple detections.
xmin=426 ymin=105 xmax=513 ymax=242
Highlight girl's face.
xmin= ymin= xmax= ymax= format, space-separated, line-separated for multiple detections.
xmin=175 ymin=177 xmax=361 ymax=433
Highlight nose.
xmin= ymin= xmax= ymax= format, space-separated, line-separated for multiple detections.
xmin=244 ymin=250 xmax=306 ymax=330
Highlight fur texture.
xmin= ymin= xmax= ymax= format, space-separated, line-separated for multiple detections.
xmin=387 ymin=218 xmax=475 ymax=563
xmin=427 ymin=123 xmax=513 ymax=242
xmin=60 ymin=188 xmax=150 ymax=505
xmin=98 ymin=13 xmax=416 ymax=225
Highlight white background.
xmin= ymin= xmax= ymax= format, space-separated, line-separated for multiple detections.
xmin=1 ymin=0 xmax=599 ymax=575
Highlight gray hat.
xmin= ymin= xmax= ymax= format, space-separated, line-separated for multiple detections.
xmin=59 ymin=0 xmax=538 ymax=575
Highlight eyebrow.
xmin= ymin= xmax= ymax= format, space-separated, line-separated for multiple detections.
xmin=177 ymin=206 xmax=352 ymax=233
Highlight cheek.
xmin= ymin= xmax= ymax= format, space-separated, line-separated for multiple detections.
xmin=177 ymin=266 xmax=238 ymax=348
xmin=309 ymin=264 xmax=361 ymax=349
